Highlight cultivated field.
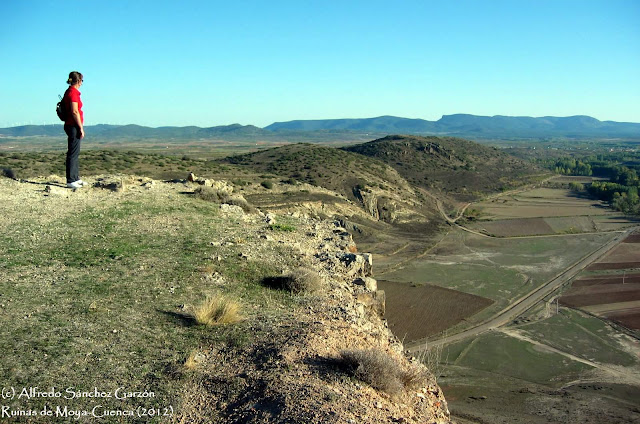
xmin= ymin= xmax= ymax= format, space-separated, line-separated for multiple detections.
xmin=560 ymin=232 xmax=640 ymax=330
xmin=377 ymin=280 xmax=493 ymax=342
xmin=549 ymin=176 xmax=609 ymax=184
xmin=438 ymin=308 xmax=640 ymax=424
xmin=380 ymin=181 xmax=640 ymax=423
xmin=469 ymin=187 xmax=637 ymax=236
xmin=380 ymin=228 xmax=617 ymax=333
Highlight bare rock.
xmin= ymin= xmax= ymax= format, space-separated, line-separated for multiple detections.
xmin=353 ymin=277 xmax=378 ymax=292
xmin=356 ymin=290 xmax=385 ymax=317
xmin=95 ymin=178 xmax=126 ymax=192
xmin=339 ymin=253 xmax=373 ymax=278
xmin=220 ymin=203 xmax=245 ymax=215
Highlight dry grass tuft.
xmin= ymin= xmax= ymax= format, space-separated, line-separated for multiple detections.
xmin=285 ymin=267 xmax=323 ymax=294
xmin=339 ymin=348 xmax=428 ymax=396
xmin=193 ymin=294 xmax=243 ymax=326
xmin=184 ymin=350 xmax=201 ymax=370
xmin=194 ymin=186 xmax=257 ymax=213
xmin=198 ymin=264 xmax=215 ymax=274
xmin=193 ymin=186 xmax=228 ymax=202
xmin=263 ymin=267 xmax=323 ymax=294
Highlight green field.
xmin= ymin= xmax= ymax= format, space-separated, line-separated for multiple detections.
xmin=437 ymin=308 xmax=640 ymax=423
xmin=445 ymin=332 xmax=592 ymax=385
xmin=380 ymin=229 xmax=617 ymax=329
xmin=516 ymin=309 xmax=637 ymax=366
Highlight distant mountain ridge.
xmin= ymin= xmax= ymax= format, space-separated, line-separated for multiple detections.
xmin=0 ymin=123 xmax=272 ymax=139
xmin=1 ymin=114 xmax=639 ymax=139
xmin=266 ymin=114 xmax=640 ymax=138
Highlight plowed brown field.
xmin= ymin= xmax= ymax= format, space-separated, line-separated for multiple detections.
xmin=559 ymin=284 xmax=640 ymax=307
xmin=585 ymin=241 xmax=640 ymax=271
xmin=587 ymin=262 xmax=640 ymax=270
xmin=377 ymin=280 xmax=493 ymax=342
xmin=623 ymin=234 xmax=640 ymax=243
xmin=475 ymin=218 xmax=554 ymax=237
xmin=573 ymin=273 xmax=640 ymax=286
xmin=604 ymin=310 xmax=640 ymax=329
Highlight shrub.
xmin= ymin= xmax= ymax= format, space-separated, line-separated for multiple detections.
xmin=269 ymin=223 xmax=296 ymax=232
xmin=2 ymin=168 xmax=16 ymax=179
xmin=339 ymin=349 xmax=428 ymax=396
xmin=194 ymin=186 xmax=226 ymax=202
xmin=285 ymin=267 xmax=323 ymax=294
xmin=193 ymin=294 xmax=243 ymax=326
xmin=262 ymin=267 xmax=323 ymax=294
xmin=224 ymin=196 xmax=257 ymax=214
xmin=261 ymin=180 xmax=273 ymax=189
xmin=194 ymin=186 xmax=257 ymax=213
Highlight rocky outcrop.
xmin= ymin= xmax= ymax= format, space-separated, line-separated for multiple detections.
xmin=175 ymin=181 xmax=451 ymax=423
xmin=16 ymin=174 xmax=450 ymax=424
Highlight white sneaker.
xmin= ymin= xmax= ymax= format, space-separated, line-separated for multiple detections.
xmin=67 ymin=181 xmax=83 ymax=189
xmin=77 ymin=180 xmax=88 ymax=186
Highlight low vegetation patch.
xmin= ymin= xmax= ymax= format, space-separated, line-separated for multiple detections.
xmin=2 ymin=167 xmax=16 ymax=179
xmin=193 ymin=294 xmax=243 ymax=326
xmin=194 ymin=185 xmax=257 ymax=213
xmin=262 ymin=267 xmax=323 ymax=294
xmin=270 ymin=223 xmax=297 ymax=232
xmin=339 ymin=349 xmax=428 ymax=396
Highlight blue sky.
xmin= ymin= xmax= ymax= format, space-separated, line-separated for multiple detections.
xmin=1 ymin=0 xmax=639 ymax=127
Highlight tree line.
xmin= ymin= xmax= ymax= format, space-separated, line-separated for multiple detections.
xmin=539 ymin=153 xmax=640 ymax=215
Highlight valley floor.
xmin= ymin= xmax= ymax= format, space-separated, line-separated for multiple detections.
xmin=368 ymin=182 xmax=640 ymax=423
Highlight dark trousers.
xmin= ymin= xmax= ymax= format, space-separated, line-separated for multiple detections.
xmin=64 ymin=125 xmax=82 ymax=183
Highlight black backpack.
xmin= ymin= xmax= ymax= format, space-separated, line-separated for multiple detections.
xmin=56 ymin=94 xmax=67 ymax=122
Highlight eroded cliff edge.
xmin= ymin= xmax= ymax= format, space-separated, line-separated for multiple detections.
xmin=0 ymin=174 xmax=451 ymax=424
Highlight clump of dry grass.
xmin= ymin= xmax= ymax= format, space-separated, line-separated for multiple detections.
xmin=193 ymin=294 xmax=243 ymax=326
xmin=339 ymin=348 xmax=428 ymax=396
xmin=194 ymin=186 xmax=257 ymax=213
xmin=184 ymin=350 xmax=201 ymax=370
xmin=193 ymin=186 xmax=228 ymax=202
xmin=263 ymin=267 xmax=323 ymax=294
xmin=285 ymin=267 xmax=323 ymax=294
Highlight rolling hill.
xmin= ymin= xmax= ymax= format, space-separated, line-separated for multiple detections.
xmin=343 ymin=135 xmax=545 ymax=200
xmin=222 ymin=143 xmax=415 ymax=202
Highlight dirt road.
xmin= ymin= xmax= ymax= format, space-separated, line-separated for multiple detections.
xmin=405 ymin=226 xmax=636 ymax=352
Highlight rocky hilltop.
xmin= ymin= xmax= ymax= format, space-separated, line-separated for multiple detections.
xmin=0 ymin=174 xmax=451 ymax=424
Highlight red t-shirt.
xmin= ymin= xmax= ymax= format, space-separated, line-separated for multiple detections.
xmin=64 ymin=86 xmax=83 ymax=125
